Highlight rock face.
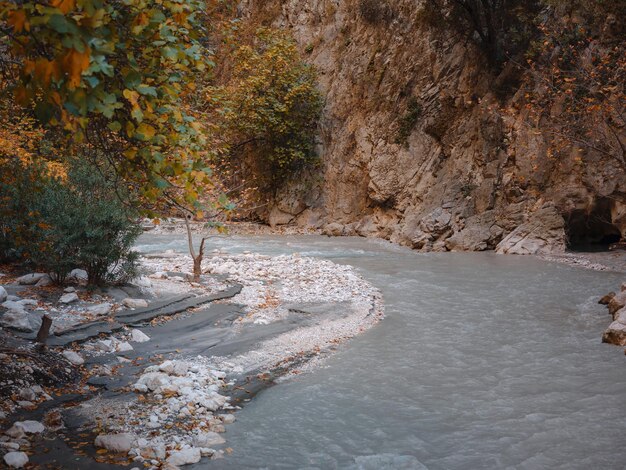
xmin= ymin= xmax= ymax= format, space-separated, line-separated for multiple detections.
xmin=234 ymin=0 xmax=626 ymax=254
xmin=496 ymin=206 xmax=566 ymax=255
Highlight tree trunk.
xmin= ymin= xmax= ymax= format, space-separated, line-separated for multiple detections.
xmin=193 ymin=256 xmax=202 ymax=282
xmin=36 ymin=315 xmax=52 ymax=350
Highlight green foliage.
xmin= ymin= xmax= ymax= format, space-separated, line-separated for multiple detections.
xmin=0 ymin=0 xmax=210 ymax=203
xmin=0 ymin=160 xmax=142 ymax=285
xmin=395 ymin=98 xmax=422 ymax=146
xmin=212 ymin=28 xmax=323 ymax=189
xmin=424 ymin=1 xmax=543 ymax=66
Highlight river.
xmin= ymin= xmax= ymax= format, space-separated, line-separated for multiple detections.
xmin=136 ymin=234 xmax=626 ymax=470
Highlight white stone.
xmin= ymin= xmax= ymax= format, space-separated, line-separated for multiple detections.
xmin=87 ymin=303 xmax=112 ymax=315
xmin=18 ymin=388 xmax=36 ymax=401
xmin=220 ymin=414 xmax=235 ymax=424
xmin=131 ymin=277 xmax=152 ymax=288
xmin=16 ymin=273 xmax=46 ymax=285
xmin=4 ymin=451 xmax=28 ymax=468
xmin=166 ymin=448 xmax=202 ymax=466
xmin=0 ymin=309 xmax=33 ymax=332
xmin=64 ymin=286 xmax=76 ymax=293
xmin=35 ymin=275 xmax=52 ymax=287
xmin=69 ymin=269 xmax=88 ymax=282
xmin=159 ymin=360 xmax=189 ymax=377
xmin=116 ymin=341 xmax=134 ymax=352
xmin=135 ymin=372 xmax=171 ymax=392
xmin=9 ymin=421 xmax=45 ymax=435
xmin=0 ymin=286 xmax=7 ymax=303
xmin=95 ymin=339 xmax=113 ymax=352
xmin=131 ymin=329 xmax=150 ymax=343
xmin=62 ymin=350 xmax=84 ymax=365
xmin=94 ymin=433 xmax=135 ymax=453
xmin=0 ymin=442 xmax=19 ymax=451
xmin=59 ymin=293 xmax=79 ymax=304
xmin=192 ymin=431 xmax=225 ymax=447
xmin=123 ymin=298 xmax=148 ymax=309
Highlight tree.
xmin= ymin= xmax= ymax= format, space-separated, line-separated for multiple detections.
xmin=0 ymin=0 xmax=210 ymax=204
xmin=206 ymin=27 xmax=323 ymax=196
xmin=424 ymin=0 xmax=542 ymax=66
xmin=518 ymin=13 xmax=625 ymax=172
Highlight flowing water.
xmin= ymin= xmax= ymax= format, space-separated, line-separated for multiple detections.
xmin=137 ymin=234 xmax=626 ymax=470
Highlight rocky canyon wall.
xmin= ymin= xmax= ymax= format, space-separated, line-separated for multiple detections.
xmin=238 ymin=0 xmax=626 ymax=254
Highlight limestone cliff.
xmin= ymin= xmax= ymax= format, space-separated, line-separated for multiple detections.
xmin=237 ymin=0 xmax=626 ymax=254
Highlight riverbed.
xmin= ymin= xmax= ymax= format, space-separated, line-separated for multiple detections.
xmin=135 ymin=234 xmax=626 ymax=470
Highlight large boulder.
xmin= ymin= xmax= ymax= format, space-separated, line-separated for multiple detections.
xmin=0 ymin=304 xmax=39 ymax=333
xmin=496 ymin=206 xmax=566 ymax=255
xmin=445 ymin=212 xmax=503 ymax=251
xmin=401 ymin=208 xmax=453 ymax=250
xmin=608 ymin=292 xmax=626 ymax=317
xmin=0 ymin=286 xmax=8 ymax=303
xmin=602 ymin=321 xmax=626 ymax=346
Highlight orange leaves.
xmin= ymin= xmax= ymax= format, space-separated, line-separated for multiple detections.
xmin=50 ymin=0 xmax=76 ymax=15
xmin=35 ymin=59 xmax=61 ymax=87
xmin=62 ymin=47 xmax=91 ymax=89
xmin=7 ymin=9 xmax=28 ymax=32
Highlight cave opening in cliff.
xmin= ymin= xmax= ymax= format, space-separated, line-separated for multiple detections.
xmin=565 ymin=199 xmax=622 ymax=251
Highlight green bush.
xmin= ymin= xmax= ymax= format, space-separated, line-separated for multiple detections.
xmin=0 ymin=160 xmax=142 ymax=285
xmin=395 ymin=98 xmax=423 ymax=146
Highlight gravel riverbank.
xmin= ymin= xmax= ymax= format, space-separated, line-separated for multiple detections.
xmin=0 ymin=248 xmax=383 ymax=469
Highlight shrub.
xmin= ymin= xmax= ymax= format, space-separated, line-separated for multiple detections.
xmin=395 ymin=98 xmax=423 ymax=146
xmin=0 ymin=159 xmax=142 ymax=285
